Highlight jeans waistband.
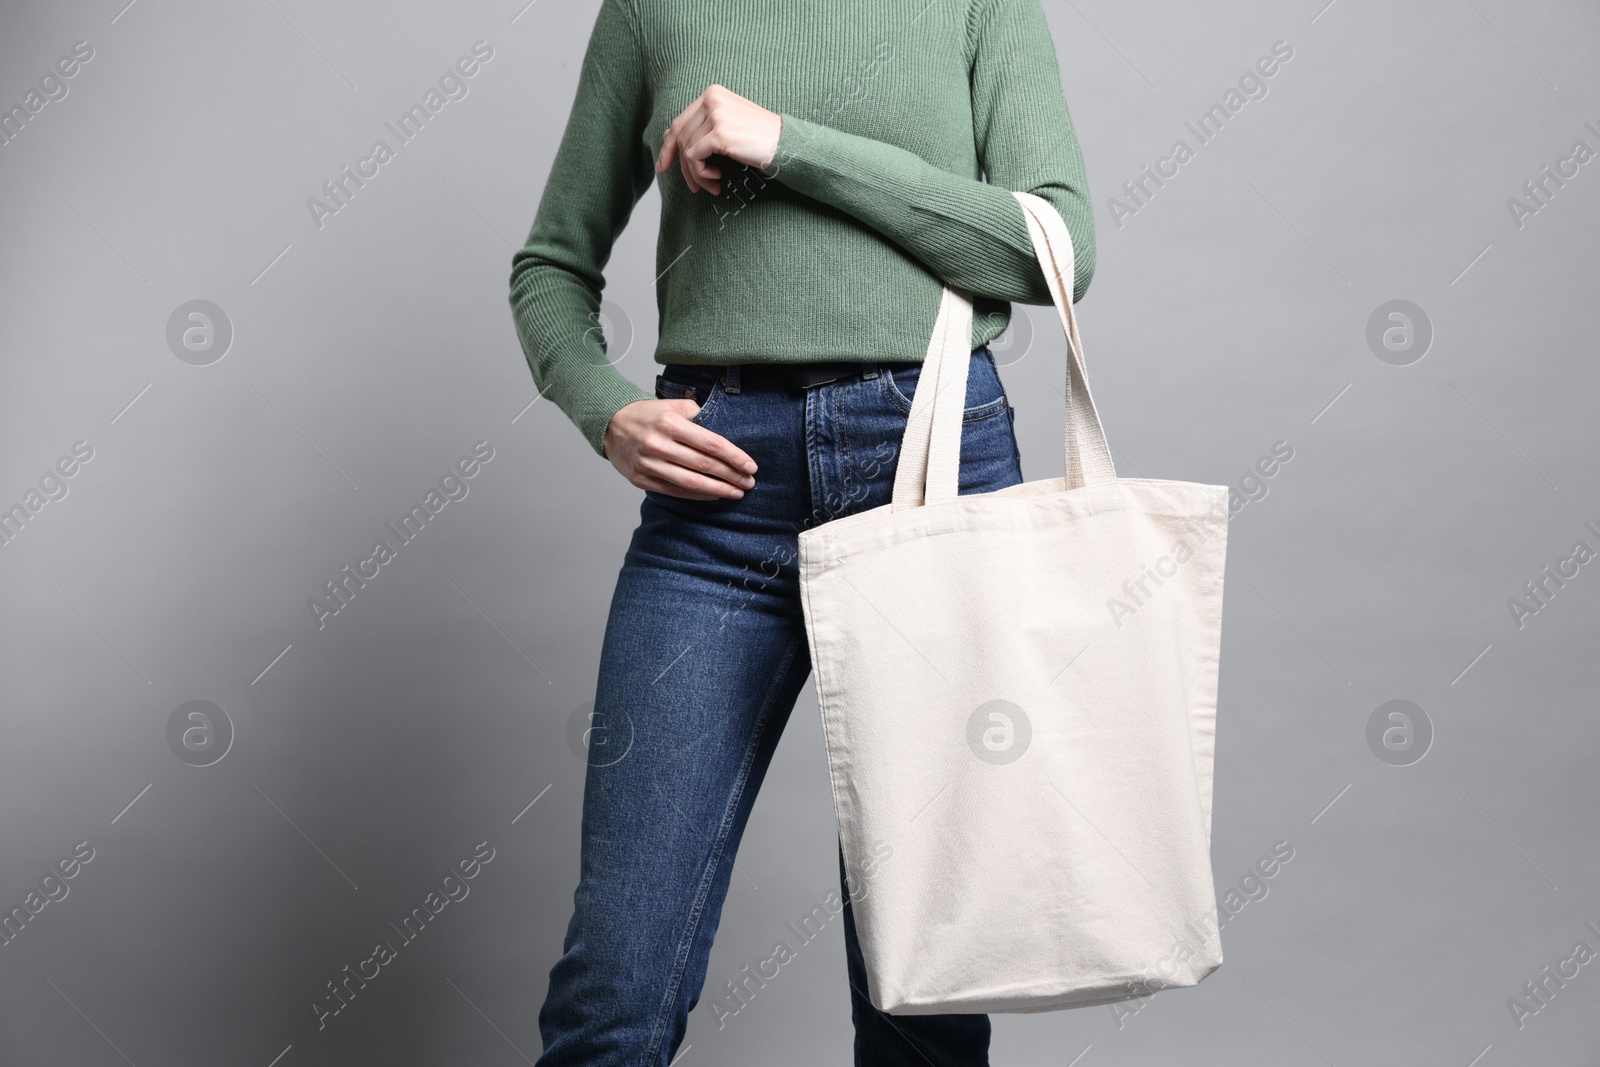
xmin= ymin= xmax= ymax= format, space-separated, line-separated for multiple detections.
xmin=664 ymin=360 xmax=924 ymax=394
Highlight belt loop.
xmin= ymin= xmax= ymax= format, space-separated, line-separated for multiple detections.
xmin=724 ymin=364 xmax=740 ymax=393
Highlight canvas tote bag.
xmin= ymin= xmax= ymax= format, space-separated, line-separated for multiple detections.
xmin=796 ymin=191 xmax=1229 ymax=1015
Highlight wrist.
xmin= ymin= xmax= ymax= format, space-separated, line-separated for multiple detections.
xmin=758 ymin=114 xmax=788 ymax=178
xmin=602 ymin=397 xmax=649 ymax=460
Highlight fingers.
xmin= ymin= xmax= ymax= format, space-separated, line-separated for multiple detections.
xmin=679 ymin=112 xmax=722 ymax=167
xmin=657 ymin=90 xmax=727 ymax=195
xmin=635 ymin=458 xmax=744 ymax=500
xmin=609 ymin=392 xmax=763 ymax=501
xmin=677 ymin=150 xmax=708 ymax=196
xmin=677 ymin=111 xmax=721 ymax=195
xmin=630 ymin=416 xmax=759 ymax=500
xmin=674 ymin=422 xmax=757 ymax=478
xmin=658 ymin=97 xmax=705 ymax=180
xmin=678 ymin=100 xmax=730 ymax=194
xmin=655 ymin=100 xmax=693 ymax=173
xmin=636 ymin=439 xmax=753 ymax=500
xmin=633 ymin=472 xmax=725 ymax=501
xmin=653 ymin=436 xmax=754 ymax=491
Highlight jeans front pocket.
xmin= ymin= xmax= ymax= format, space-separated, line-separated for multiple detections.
xmin=881 ymin=346 xmax=1010 ymax=422
xmin=655 ymin=367 xmax=725 ymax=428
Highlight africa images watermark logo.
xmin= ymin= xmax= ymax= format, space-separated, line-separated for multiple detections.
xmin=1106 ymin=39 xmax=1295 ymax=228
xmin=1506 ymin=917 xmax=1600 ymax=1031
xmin=1366 ymin=699 xmax=1432 ymax=767
xmin=166 ymin=700 xmax=235 ymax=767
xmin=966 ymin=700 xmax=1031 ymax=765
xmin=1105 ymin=496 xmax=1230 ymax=629
xmin=566 ymin=700 xmax=634 ymax=767
xmin=0 ymin=841 xmax=96 ymax=949
xmin=307 ymin=41 xmax=494 ymax=230
xmin=312 ymin=841 xmax=497 ymax=1031
xmin=708 ymin=841 xmax=894 ymax=1031
xmin=308 ymin=441 xmax=496 ymax=630
xmin=0 ymin=40 xmax=95 ymax=149
xmin=0 ymin=440 xmax=95 ymax=550
xmin=1505 ymin=515 xmax=1600 ymax=630
xmin=1506 ymin=118 xmax=1600 ymax=230
xmin=166 ymin=300 xmax=234 ymax=366
xmin=1366 ymin=300 xmax=1433 ymax=366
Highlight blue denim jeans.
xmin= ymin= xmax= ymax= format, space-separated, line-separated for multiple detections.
xmin=536 ymin=348 xmax=1024 ymax=1066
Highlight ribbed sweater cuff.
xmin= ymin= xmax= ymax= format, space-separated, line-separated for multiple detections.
xmin=583 ymin=375 xmax=654 ymax=459
xmin=528 ymin=344 xmax=653 ymax=458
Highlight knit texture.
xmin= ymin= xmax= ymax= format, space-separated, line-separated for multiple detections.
xmin=509 ymin=0 xmax=1096 ymax=456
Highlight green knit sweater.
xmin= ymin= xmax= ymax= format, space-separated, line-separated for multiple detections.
xmin=509 ymin=0 xmax=1095 ymax=457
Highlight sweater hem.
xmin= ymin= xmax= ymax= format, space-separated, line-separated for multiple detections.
xmin=653 ymin=325 xmax=1009 ymax=367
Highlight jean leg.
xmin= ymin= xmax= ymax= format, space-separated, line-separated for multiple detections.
xmin=534 ymin=495 xmax=813 ymax=1067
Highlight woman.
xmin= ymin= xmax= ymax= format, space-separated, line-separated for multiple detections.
xmin=508 ymin=1 xmax=1094 ymax=1063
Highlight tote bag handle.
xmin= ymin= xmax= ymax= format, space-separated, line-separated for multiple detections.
xmin=891 ymin=190 xmax=1117 ymax=509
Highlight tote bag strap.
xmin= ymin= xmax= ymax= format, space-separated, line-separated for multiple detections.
xmin=891 ymin=190 xmax=1116 ymax=510
xmin=891 ymin=285 xmax=975 ymax=509
xmin=1013 ymin=190 xmax=1116 ymax=491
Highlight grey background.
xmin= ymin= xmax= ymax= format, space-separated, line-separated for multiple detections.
xmin=1 ymin=0 xmax=1596 ymax=1063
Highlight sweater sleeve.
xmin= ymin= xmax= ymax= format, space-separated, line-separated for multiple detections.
xmin=509 ymin=0 xmax=656 ymax=458
xmin=759 ymin=0 xmax=1094 ymax=305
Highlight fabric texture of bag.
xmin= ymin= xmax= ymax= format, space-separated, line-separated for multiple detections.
xmin=796 ymin=190 xmax=1229 ymax=1015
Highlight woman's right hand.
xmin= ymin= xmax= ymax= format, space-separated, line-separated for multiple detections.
xmin=603 ymin=399 xmax=758 ymax=500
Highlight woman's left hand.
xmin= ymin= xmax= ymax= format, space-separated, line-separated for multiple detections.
xmin=656 ymin=84 xmax=782 ymax=196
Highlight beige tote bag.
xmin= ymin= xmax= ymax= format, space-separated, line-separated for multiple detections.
xmin=797 ymin=191 xmax=1229 ymax=1015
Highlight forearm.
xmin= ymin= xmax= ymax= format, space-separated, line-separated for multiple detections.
xmin=761 ymin=113 xmax=1093 ymax=304
xmin=509 ymin=261 xmax=651 ymax=458
xmin=753 ymin=0 xmax=1095 ymax=305
xmin=506 ymin=0 xmax=654 ymax=458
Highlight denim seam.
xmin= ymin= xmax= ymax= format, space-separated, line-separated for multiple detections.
xmin=804 ymin=387 xmax=828 ymax=524
xmin=836 ymin=382 xmax=856 ymax=516
xmin=1007 ymin=405 xmax=1022 ymax=477
xmin=642 ymin=635 xmax=803 ymax=1065
xmin=689 ymin=379 xmax=724 ymax=426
